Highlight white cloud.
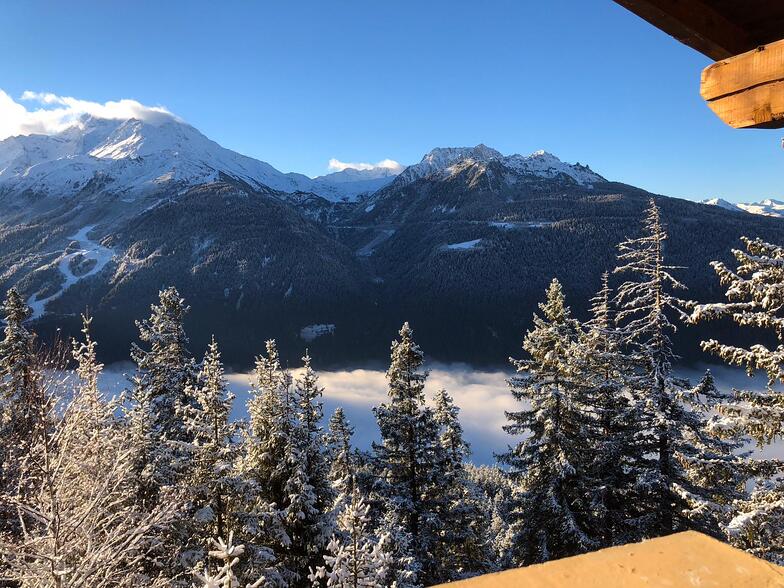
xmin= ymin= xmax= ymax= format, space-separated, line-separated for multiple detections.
xmin=0 ymin=89 xmax=176 ymax=140
xmin=328 ymin=157 xmax=403 ymax=173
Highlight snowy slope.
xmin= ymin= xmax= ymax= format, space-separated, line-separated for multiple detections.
xmin=310 ymin=166 xmax=398 ymax=200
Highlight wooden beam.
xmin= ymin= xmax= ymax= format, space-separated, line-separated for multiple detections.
xmin=701 ymin=39 xmax=784 ymax=129
xmin=613 ymin=0 xmax=753 ymax=60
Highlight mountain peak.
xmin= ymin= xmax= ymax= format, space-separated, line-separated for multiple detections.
xmin=392 ymin=144 xmax=604 ymax=188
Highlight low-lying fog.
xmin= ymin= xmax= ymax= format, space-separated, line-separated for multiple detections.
xmin=100 ymin=362 xmax=783 ymax=465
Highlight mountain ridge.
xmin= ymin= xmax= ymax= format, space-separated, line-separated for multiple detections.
xmin=2 ymin=113 xmax=784 ymax=366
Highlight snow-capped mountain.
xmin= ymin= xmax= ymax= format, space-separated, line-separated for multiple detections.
xmin=0 ymin=114 xmax=399 ymax=202
xmin=391 ymin=144 xmax=604 ymax=189
xmin=394 ymin=144 xmax=503 ymax=185
xmin=0 ymin=109 xmax=608 ymax=206
xmin=702 ymin=198 xmax=784 ymax=218
xmin=309 ymin=166 xmax=399 ymax=200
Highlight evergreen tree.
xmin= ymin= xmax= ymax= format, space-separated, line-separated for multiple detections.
xmin=431 ymin=390 xmax=494 ymax=581
xmin=294 ymin=352 xmax=335 ymax=568
xmin=691 ymin=236 xmax=784 ymax=443
xmin=177 ymin=336 xmax=238 ymax=559
xmin=192 ymin=533 xmax=269 ymax=588
xmin=372 ymin=322 xmax=442 ymax=586
xmin=464 ymin=464 xmax=514 ymax=567
xmin=690 ymin=235 xmax=784 ymax=560
xmin=614 ymin=198 xmax=755 ymax=538
xmin=127 ymin=287 xmax=198 ymax=507
xmin=498 ymin=278 xmax=597 ymax=565
xmin=325 ymin=407 xmax=356 ymax=507
xmin=0 ymin=288 xmax=36 ymax=539
xmin=0 ymin=287 xmax=35 ymax=413
xmin=290 ymin=352 xmax=334 ymax=574
xmin=574 ymin=273 xmax=645 ymax=545
xmin=726 ymin=475 xmax=784 ymax=565
xmin=309 ymin=484 xmax=393 ymax=588
xmin=241 ymin=340 xmax=330 ymax=586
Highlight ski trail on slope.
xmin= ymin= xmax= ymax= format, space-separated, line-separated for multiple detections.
xmin=28 ymin=225 xmax=114 ymax=320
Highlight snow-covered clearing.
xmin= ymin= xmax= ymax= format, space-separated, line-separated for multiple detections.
xmin=300 ymin=323 xmax=336 ymax=342
xmin=28 ymin=225 xmax=114 ymax=319
xmin=444 ymin=238 xmax=482 ymax=250
xmin=356 ymin=229 xmax=395 ymax=257
xmin=489 ymin=220 xmax=553 ymax=230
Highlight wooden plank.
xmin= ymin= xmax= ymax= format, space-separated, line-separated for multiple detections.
xmin=701 ymin=39 xmax=784 ymax=101
xmin=613 ymin=0 xmax=753 ymax=60
xmin=704 ymin=79 xmax=784 ymax=128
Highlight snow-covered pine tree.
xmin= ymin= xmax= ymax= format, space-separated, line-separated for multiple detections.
xmin=725 ymin=474 xmax=784 ymax=565
xmin=177 ymin=336 xmax=240 ymax=565
xmin=127 ymin=287 xmax=198 ymax=508
xmin=191 ymin=533 xmax=269 ymax=588
xmin=613 ymin=198 xmax=690 ymax=536
xmin=308 ymin=484 xmax=393 ymax=588
xmin=431 ymin=390 xmax=494 ymax=581
xmin=293 ymin=352 xmax=334 ymax=569
xmin=0 ymin=287 xmax=35 ymax=416
xmin=0 ymin=288 xmax=36 ymax=540
xmin=614 ymin=198 xmax=755 ymax=539
xmin=690 ymin=235 xmax=784 ymax=560
xmin=325 ymin=407 xmax=356 ymax=509
xmin=241 ymin=339 xmax=327 ymax=586
xmin=574 ymin=272 xmax=645 ymax=546
xmin=372 ymin=322 xmax=444 ymax=587
xmin=464 ymin=464 xmax=514 ymax=568
xmin=498 ymin=278 xmax=597 ymax=565
xmin=0 ymin=318 xmax=179 ymax=587
xmin=690 ymin=236 xmax=784 ymax=443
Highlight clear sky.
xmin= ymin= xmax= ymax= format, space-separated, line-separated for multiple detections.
xmin=0 ymin=0 xmax=781 ymax=202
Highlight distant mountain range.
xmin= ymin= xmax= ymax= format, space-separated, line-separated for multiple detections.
xmin=702 ymin=197 xmax=784 ymax=218
xmin=1 ymin=111 xmax=782 ymax=367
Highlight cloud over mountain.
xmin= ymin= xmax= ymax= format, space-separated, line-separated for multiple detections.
xmin=328 ymin=157 xmax=403 ymax=173
xmin=0 ymin=89 xmax=175 ymax=140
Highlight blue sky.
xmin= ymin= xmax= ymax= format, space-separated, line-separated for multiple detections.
xmin=0 ymin=0 xmax=780 ymax=201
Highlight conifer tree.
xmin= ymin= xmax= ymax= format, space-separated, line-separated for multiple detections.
xmin=372 ymin=322 xmax=442 ymax=586
xmin=241 ymin=340 xmax=331 ymax=585
xmin=690 ymin=236 xmax=784 ymax=443
xmin=240 ymin=339 xmax=296 ymax=583
xmin=309 ymin=484 xmax=393 ymax=588
xmin=574 ymin=273 xmax=644 ymax=545
xmin=127 ymin=287 xmax=198 ymax=507
xmin=726 ymin=475 xmax=784 ymax=565
xmin=690 ymin=236 xmax=784 ymax=559
xmin=177 ymin=336 xmax=238 ymax=558
xmin=431 ymin=389 xmax=494 ymax=581
xmin=0 ymin=288 xmax=36 ymax=539
xmin=498 ymin=278 xmax=597 ymax=565
xmin=294 ymin=352 xmax=334 ymax=562
xmin=615 ymin=199 xmax=755 ymax=538
xmin=0 ymin=288 xmax=35 ymax=413
xmin=325 ymin=407 xmax=356 ymax=507
xmin=613 ymin=199 xmax=690 ymax=536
